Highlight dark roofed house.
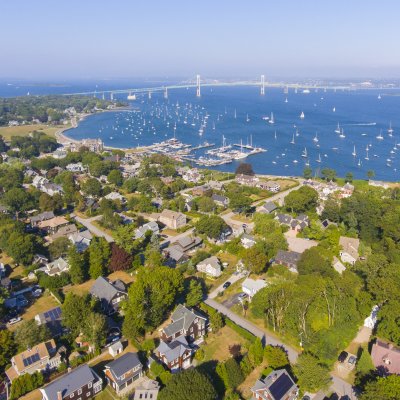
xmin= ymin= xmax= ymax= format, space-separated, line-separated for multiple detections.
xmin=104 ymin=352 xmax=143 ymax=395
xmin=90 ymin=277 xmax=127 ymax=315
xmin=251 ymin=369 xmax=298 ymax=400
xmin=30 ymin=211 xmax=55 ymax=227
xmin=211 ymin=194 xmax=229 ymax=207
xmin=40 ymin=364 xmax=103 ymax=400
xmin=275 ymin=213 xmax=309 ymax=232
xmin=35 ymin=306 xmax=64 ymax=337
xmin=274 ymin=250 xmax=302 ymax=273
xmin=155 ymin=336 xmax=192 ymax=372
xmin=172 ymin=236 xmax=202 ymax=253
xmin=260 ymin=201 xmax=277 ymax=214
xmin=161 ymin=304 xmax=207 ymax=343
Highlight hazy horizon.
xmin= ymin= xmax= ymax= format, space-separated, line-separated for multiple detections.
xmin=1 ymin=0 xmax=399 ymax=80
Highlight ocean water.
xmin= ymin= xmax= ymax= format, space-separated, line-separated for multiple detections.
xmin=65 ymin=86 xmax=400 ymax=181
xmin=2 ymin=80 xmax=400 ymax=181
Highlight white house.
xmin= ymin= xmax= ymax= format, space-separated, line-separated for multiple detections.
xmin=196 ymin=256 xmax=222 ymax=278
xmin=242 ymin=278 xmax=267 ymax=301
xmin=135 ymin=221 xmax=160 ymax=239
xmin=66 ymin=162 xmax=85 ymax=172
xmin=105 ymin=192 xmax=126 ymax=203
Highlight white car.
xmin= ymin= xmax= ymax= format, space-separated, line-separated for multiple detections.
xmin=7 ymin=317 xmax=22 ymax=325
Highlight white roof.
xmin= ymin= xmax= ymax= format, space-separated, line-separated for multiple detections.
xmin=242 ymin=278 xmax=267 ymax=293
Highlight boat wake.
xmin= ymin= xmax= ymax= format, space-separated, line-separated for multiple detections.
xmin=345 ymin=122 xmax=377 ymax=126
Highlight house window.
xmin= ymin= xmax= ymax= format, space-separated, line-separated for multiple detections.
xmin=70 ymin=394 xmax=74 ymax=398
xmin=88 ymin=382 xmax=92 ymax=389
xmin=94 ymin=385 xmax=101 ymax=393
xmin=87 ymin=394 xmax=90 ymax=398
xmin=78 ymin=389 xmax=82 ymax=395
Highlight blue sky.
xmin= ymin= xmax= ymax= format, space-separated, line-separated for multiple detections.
xmin=0 ymin=0 xmax=398 ymax=79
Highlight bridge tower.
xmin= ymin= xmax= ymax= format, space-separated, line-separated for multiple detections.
xmin=164 ymin=87 xmax=168 ymax=99
xmin=196 ymin=74 xmax=201 ymax=97
xmin=260 ymin=75 xmax=265 ymax=95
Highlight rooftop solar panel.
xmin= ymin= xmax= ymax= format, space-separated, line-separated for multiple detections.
xmin=269 ymin=373 xmax=294 ymax=400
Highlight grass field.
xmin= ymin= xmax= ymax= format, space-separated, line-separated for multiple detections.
xmin=202 ymin=325 xmax=250 ymax=362
xmin=0 ymin=124 xmax=65 ymax=140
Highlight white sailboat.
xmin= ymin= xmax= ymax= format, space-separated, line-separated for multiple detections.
xmin=300 ymin=111 xmax=305 ymax=119
xmin=339 ymin=128 xmax=346 ymax=138
xmin=352 ymin=145 xmax=357 ymax=157
xmin=269 ymin=112 xmax=275 ymax=124
xmin=358 ymin=159 xmax=362 ymax=167
xmin=388 ymin=122 xmax=394 ymax=136
xmin=290 ymin=133 xmax=295 ymax=144
xmin=234 ymin=109 xmax=237 ymax=119
xmin=365 ymin=146 xmax=370 ymax=160
xmin=274 ymin=131 xmax=277 ymax=140
xmin=316 ymin=154 xmax=322 ymax=163
xmin=335 ymin=123 xmax=341 ymax=134
xmin=313 ymin=132 xmax=319 ymax=143
xmin=378 ymin=94 xmax=382 ymax=100
xmin=332 ymin=107 xmax=336 ymax=112
xmin=284 ymin=97 xmax=288 ymax=103
xmin=376 ymin=130 xmax=384 ymax=140
xmin=301 ymin=147 xmax=308 ymax=158
xmin=246 ymin=113 xmax=250 ymax=122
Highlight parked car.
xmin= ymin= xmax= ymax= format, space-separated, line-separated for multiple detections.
xmin=238 ymin=292 xmax=247 ymax=300
xmin=32 ymin=288 xmax=42 ymax=297
xmin=7 ymin=317 xmax=21 ymax=325
xmin=338 ymin=351 xmax=348 ymax=363
xmin=222 ymin=281 xmax=231 ymax=289
xmin=348 ymin=355 xmax=357 ymax=365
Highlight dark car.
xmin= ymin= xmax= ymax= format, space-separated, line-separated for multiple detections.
xmin=348 ymin=355 xmax=357 ymax=365
xmin=222 ymin=281 xmax=231 ymax=289
xmin=338 ymin=351 xmax=348 ymax=363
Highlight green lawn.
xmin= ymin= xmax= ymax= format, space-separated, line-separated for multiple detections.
xmin=0 ymin=124 xmax=65 ymax=140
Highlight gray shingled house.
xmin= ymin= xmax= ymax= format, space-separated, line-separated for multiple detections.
xmin=90 ymin=277 xmax=127 ymax=315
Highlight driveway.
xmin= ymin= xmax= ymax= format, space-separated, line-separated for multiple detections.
xmin=209 ymin=272 xmax=246 ymax=299
xmin=284 ymin=231 xmax=318 ymax=253
xmin=222 ymin=293 xmax=243 ymax=309
xmin=74 ymin=215 xmax=114 ymax=243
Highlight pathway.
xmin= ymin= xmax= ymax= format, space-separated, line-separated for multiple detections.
xmin=74 ymin=215 xmax=114 ymax=243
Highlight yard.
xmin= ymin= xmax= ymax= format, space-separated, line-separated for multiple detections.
xmin=64 ymin=271 xmax=135 ymax=296
xmin=20 ymin=389 xmax=42 ymax=400
xmin=0 ymin=124 xmax=64 ymax=140
xmin=201 ymin=325 xmax=250 ymax=363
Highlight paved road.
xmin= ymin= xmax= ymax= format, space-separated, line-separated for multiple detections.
xmin=74 ymin=215 xmax=114 ymax=243
xmin=209 ymin=272 xmax=247 ymax=299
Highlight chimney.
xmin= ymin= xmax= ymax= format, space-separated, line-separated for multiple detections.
xmin=272 ymin=373 xmax=278 ymax=382
xmin=57 ymin=391 xmax=63 ymax=400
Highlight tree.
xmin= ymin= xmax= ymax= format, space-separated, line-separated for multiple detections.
xmin=48 ymin=236 xmax=70 ymax=259
xmin=345 ymin=172 xmax=353 ymax=183
xmin=62 ymin=293 xmax=91 ymax=336
xmin=0 ymin=330 xmax=16 ymax=373
xmin=297 ymin=247 xmax=334 ymax=277
xmin=89 ymin=237 xmax=110 ymax=279
xmin=10 ymin=371 xmax=44 ymax=400
xmin=361 ymin=375 xmax=400 ymax=400
xmin=159 ymin=368 xmax=218 ymax=400
xmin=14 ymin=320 xmax=51 ymax=351
xmin=218 ymin=358 xmax=244 ymax=390
xmin=123 ymin=266 xmax=183 ymax=338
xmin=107 ymin=169 xmax=123 ymax=186
xmin=114 ymin=224 xmax=138 ymax=254
xmin=303 ymin=167 xmax=312 ymax=179
xmin=285 ymin=186 xmax=318 ymax=213
xmin=195 ymin=215 xmax=229 ymax=240
xmin=321 ymin=168 xmax=337 ymax=181
xmin=229 ymin=193 xmax=252 ymax=213
xmin=264 ymin=345 xmax=289 ymax=369
xmin=1 ymin=187 xmax=33 ymax=219
xmin=367 ymin=170 xmax=375 ymax=180
xmin=82 ymin=312 xmax=107 ymax=350
xmin=235 ymin=163 xmax=254 ymax=176
xmin=209 ymin=309 xmax=224 ymax=332
xmin=186 ymin=279 xmax=203 ymax=307
xmin=241 ymin=242 xmax=269 ymax=274
xmin=248 ymin=337 xmax=264 ymax=366
xmin=197 ymin=196 xmax=215 ymax=213
xmin=82 ymin=178 xmax=102 ymax=197
xmin=355 ymin=346 xmax=375 ymax=385
xmin=293 ymin=353 xmax=331 ymax=392
xmin=109 ymin=243 xmax=133 ymax=271
xmin=6 ymin=232 xmax=36 ymax=265
xmin=68 ymin=246 xmax=87 ymax=284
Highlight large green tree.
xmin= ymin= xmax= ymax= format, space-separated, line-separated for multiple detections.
xmin=195 ymin=215 xmax=229 ymax=240
xmin=361 ymin=375 xmax=400 ymax=400
xmin=285 ymin=186 xmax=318 ymax=213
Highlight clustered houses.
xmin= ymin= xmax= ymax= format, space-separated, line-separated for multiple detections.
xmin=235 ymin=174 xmax=281 ymax=192
xmin=275 ymin=213 xmax=310 ymax=232
xmin=303 ymin=179 xmax=355 ymax=201
xmin=164 ymin=236 xmax=203 ymax=266
xmin=32 ymin=175 xmax=63 ymax=196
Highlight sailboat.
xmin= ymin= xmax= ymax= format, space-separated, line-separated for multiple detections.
xmin=365 ymin=147 xmax=370 ymax=160
xmin=332 ymin=107 xmax=336 ymax=112
xmin=358 ymin=159 xmax=362 ymax=167
xmin=388 ymin=122 xmax=394 ymax=136
xmin=352 ymin=145 xmax=357 ymax=157
xmin=313 ymin=132 xmax=319 ymax=143
xmin=378 ymin=94 xmax=382 ymax=100
xmin=290 ymin=133 xmax=295 ymax=144
xmin=335 ymin=123 xmax=341 ymax=134
xmin=339 ymin=128 xmax=346 ymax=138
xmin=234 ymin=109 xmax=237 ymax=119
xmin=246 ymin=113 xmax=250 ymax=122
xmin=316 ymin=154 xmax=322 ymax=163
xmin=274 ymin=131 xmax=277 ymax=140
xmin=301 ymin=147 xmax=308 ymax=158
xmin=376 ymin=130 xmax=384 ymax=140
xmin=269 ymin=112 xmax=275 ymax=124
xmin=300 ymin=111 xmax=305 ymax=119
xmin=284 ymin=97 xmax=288 ymax=103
